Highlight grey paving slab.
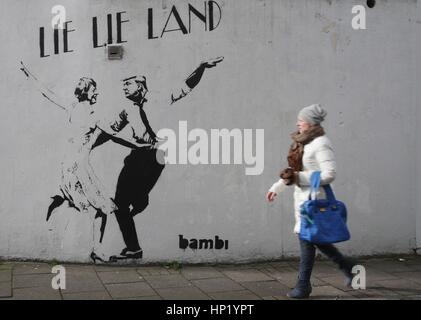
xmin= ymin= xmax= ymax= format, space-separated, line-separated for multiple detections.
xmin=163 ymin=270 xmax=182 ymax=275
xmin=310 ymin=277 xmax=328 ymax=287
xmin=0 ymin=263 xmax=13 ymax=270
xmin=247 ymin=263 xmax=274 ymax=269
xmin=192 ymin=278 xmax=244 ymax=293
xmin=402 ymin=257 xmax=421 ymax=267
xmin=402 ymin=264 xmax=421 ymax=272
xmin=221 ymin=269 xmax=273 ymax=283
xmin=63 ymin=270 xmax=105 ymax=293
xmin=374 ymin=278 xmax=421 ymax=296
xmin=268 ymin=261 xmax=297 ymax=269
xmin=106 ymin=281 xmax=156 ymax=299
xmin=364 ymin=269 xmax=401 ymax=282
xmin=0 ymin=281 xmax=12 ymax=298
xmin=167 ymin=269 xmax=183 ymax=274
xmin=137 ymin=266 xmax=172 ymax=276
xmin=13 ymin=263 xmax=53 ymax=275
xmin=345 ymin=289 xmax=372 ymax=299
xmin=215 ymin=264 xmax=260 ymax=271
xmin=1 ymin=256 xmax=421 ymax=300
xmin=95 ymin=265 xmax=137 ymax=272
xmin=241 ymin=281 xmax=290 ymax=297
xmin=181 ymin=267 xmax=224 ymax=280
xmin=258 ymin=267 xmax=301 ymax=288
xmin=310 ymin=264 xmax=340 ymax=277
xmin=357 ymin=297 xmax=398 ymax=300
xmin=309 ymin=285 xmax=352 ymax=300
xmin=156 ymin=286 xmax=211 ymax=300
xmin=320 ymin=275 xmax=355 ymax=291
xmin=0 ymin=270 xmax=12 ymax=282
xmin=97 ymin=270 xmax=144 ymax=284
xmin=63 ymin=264 xmax=96 ymax=272
xmin=393 ymin=271 xmax=421 ymax=284
xmin=336 ymin=295 xmax=365 ymax=300
xmin=356 ymin=288 xmax=402 ymax=299
xmin=364 ymin=260 xmax=414 ymax=273
xmin=11 ymin=287 xmax=62 ymax=300
xmin=13 ymin=274 xmax=53 ymax=289
xmin=209 ymin=290 xmax=261 ymax=300
xmin=117 ymin=295 xmax=163 ymax=300
xmin=62 ymin=291 xmax=112 ymax=300
xmin=143 ymin=274 xmax=193 ymax=289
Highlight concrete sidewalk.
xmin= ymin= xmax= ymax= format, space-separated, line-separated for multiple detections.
xmin=1 ymin=255 xmax=421 ymax=300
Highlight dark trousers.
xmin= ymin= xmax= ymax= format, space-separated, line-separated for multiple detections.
xmin=114 ymin=148 xmax=165 ymax=252
xmin=298 ymin=238 xmax=353 ymax=282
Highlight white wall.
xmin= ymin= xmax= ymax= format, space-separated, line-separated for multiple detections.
xmin=0 ymin=0 xmax=418 ymax=263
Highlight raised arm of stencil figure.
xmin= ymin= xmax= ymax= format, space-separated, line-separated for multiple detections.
xmin=170 ymin=56 xmax=224 ymax=105
xmin=20 ymin=61 xmax=69 ymax=111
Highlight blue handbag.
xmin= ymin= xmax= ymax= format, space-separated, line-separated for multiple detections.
xmin=299 ymin=171 xmax=350 ymax=244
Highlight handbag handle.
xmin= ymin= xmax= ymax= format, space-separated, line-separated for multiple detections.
xmin=309 ymin=171 xmax=321 ymax=200
xmin=309 ymin=171 xmax=337 ymax=203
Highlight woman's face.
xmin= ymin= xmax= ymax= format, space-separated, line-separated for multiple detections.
xmin=87 ymin=86 xmax=98 ymax=105
xmin=297 ymin=119 xmax=312 ymax=133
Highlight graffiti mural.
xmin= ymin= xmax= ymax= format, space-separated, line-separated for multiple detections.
xmin=20 ymin=56 xmax=224 ymax=262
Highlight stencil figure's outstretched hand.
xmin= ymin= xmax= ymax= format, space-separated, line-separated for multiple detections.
xmin=19 ymin=61 xmax=68 ymax=111
xmin=202 ymin=56 xmax=224 ymax=68
xmin=20 ymin=63 xmax=30 ymax=78
xmin=170 ymin=56 xmax=224 ymax=105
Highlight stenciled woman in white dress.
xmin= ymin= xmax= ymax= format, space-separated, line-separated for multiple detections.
xmin=20 ymin=63 xmax=152 ymax=259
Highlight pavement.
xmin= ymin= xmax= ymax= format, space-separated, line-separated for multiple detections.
xmin=1 ymin=254 xmax=421 ymax=300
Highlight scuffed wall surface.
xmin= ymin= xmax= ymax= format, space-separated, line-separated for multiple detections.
xmin=0 ymin=0 xmax=418 ymax=263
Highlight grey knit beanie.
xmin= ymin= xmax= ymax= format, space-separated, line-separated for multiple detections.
xmin=298 ymin=104 xmax=327 ymax=125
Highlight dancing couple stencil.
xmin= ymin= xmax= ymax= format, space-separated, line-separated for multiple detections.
xmin=20 ymin=56 xmax=224 ymax=262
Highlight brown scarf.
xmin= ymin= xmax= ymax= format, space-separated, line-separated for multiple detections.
xmin=287 ymin=125 xmax=325 ymax=172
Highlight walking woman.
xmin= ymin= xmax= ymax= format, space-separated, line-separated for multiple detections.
xmin=266 ymin=104 xmax=354 ymax=299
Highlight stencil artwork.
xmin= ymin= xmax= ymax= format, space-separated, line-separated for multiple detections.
xmin=20 ymin=56 xmax=224 ymax=262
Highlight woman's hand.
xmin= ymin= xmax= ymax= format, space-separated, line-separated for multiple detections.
xmin=202 ymin=56 xmax=224 ymax=68
xmin=266 ymin=191 xmax=277 ymax=202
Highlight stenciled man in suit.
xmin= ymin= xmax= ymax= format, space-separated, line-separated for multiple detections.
xmin=107 ymin=57 xmax=224 ymax=261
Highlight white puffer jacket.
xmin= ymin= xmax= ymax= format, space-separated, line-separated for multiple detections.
xmin=269 ymin=135 xmax=337 ymax=233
